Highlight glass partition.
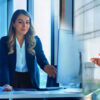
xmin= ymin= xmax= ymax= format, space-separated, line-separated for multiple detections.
xmin=74 ymin=0 xmax=100 ymax=95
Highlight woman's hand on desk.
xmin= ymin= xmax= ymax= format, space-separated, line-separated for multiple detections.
xmin=3 ymin=84 xmax=13 ymax=91
xmin=44 ymin=65 xmax=56 ymax=78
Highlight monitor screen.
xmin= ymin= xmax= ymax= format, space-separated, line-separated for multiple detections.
xmin=57 ymin=30 xmax=81 ymax=88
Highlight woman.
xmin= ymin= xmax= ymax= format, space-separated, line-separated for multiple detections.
xmin=0 ymin=9 xmax=56 ymax=91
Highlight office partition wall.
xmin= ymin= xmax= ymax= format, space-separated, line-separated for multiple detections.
xmin=74 ymin=0 xmax=100 ymax=94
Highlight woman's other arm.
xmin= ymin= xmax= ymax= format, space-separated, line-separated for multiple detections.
xmin=0 ymin=37 xmax=10 ymax=86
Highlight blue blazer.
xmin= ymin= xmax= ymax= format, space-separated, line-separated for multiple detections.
xmin=0 ymin=36 xmax=49 ymax=89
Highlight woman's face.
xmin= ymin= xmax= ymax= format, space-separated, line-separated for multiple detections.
xmin=13 ymin=14 xmax=30 ymax=36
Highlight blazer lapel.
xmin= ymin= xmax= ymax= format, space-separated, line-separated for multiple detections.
xmin=8 ymin=44 xmax=16 ymax=70
xmin=13 ymin=45 xmax=16 ymax=67
xmin=25 ymin=41 xmax=28 ymax=66
xmin=25 ymin=41 xmax=35 ymax=70
xmin=25 ymin=40 xmax=31 ymax=69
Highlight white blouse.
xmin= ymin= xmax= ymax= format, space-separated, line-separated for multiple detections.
xmin=15 ymin=38 xmax=28 ymax=72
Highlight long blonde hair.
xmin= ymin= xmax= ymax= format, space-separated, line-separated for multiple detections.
xmin=8 ymin=9 xmax=36 ymax=55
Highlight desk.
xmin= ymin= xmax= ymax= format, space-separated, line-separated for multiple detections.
xmin=0 ymin=88 xmax=83 ymax=100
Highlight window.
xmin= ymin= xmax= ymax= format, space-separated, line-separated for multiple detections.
xmin=34 ymin=0 xmax=51 ymax=88
xmin=0 ymin=0 xmax=7 ymax=38
xmin=14 ymin=0 xmax=27 ymax=11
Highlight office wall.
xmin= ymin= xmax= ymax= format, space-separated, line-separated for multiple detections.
xmin=74 ymin=0 xmax=100 ymax=91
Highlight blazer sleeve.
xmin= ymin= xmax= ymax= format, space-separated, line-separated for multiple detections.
xmin=0 ymin=37 xmax=10 ymax=86
xmin=34 ymin=36 xmax=49 ymax=69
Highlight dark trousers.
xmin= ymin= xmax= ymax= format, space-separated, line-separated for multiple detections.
xmin=13 ymin=72 xmax=43 ymax=100
xmin=13 ymin=72 xmax=33 ymax=89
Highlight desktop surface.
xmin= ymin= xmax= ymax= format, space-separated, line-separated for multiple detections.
xmin=0 ymin=88 xmax=83 ymax=99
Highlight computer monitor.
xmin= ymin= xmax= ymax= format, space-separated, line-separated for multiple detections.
xmin=57 ymin=30 xmax=81 ymax=88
